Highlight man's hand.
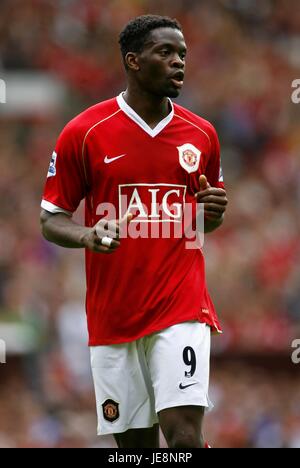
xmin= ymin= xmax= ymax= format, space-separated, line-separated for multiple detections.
xmin=194 ymin=175 xmax=228 ymax=232
xmin=81 ymin=213 xmax=133 ymax=254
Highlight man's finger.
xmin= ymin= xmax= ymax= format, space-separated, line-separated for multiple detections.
xmin=197 ymin=195 xmax=228 ymax=205
xmin=94 ymin=230 xmax=120 ymax=244
xmin=195 ymin=188 xmax=227 ymax=199
xmin=105 ymin=221 xmax=120 ymax=236
xmin=94 ymin=238 xmax=121 ymax=250
xmin=203 ymin=203 xmax=227 ymax=214
xmin=94 ymin=218 xmax=119 ymax=236
xmin=93 ymin=245 xmax=120 ymax=254
xmin=95 ymin=224 xmax=120 ymax=240
xmin=118 ymin=212 xmax=134 ymax=226
xmin=204 ymin=212 xmax=224 ymax=221
xmin=100 ymin=239 xmax=120 ymax=249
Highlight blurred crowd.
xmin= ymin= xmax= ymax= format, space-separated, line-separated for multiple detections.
xmin=1 ymin=358 xmax=300 ymax=448
xmin=0 ymin=0 xmax=300 ymax=448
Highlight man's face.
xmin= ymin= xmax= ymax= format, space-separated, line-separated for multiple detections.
xmin=134 ymin=27 xmax=187 ymax=98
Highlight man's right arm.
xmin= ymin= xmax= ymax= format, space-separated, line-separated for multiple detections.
xmin=40 ymin=209 xmax=122 ymax=254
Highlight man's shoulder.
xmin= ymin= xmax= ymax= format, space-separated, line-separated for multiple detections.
xmin=173 ymin=103 xmax=218 ymax=142
xmin=62 ymin=97 xmax=120 ymax=138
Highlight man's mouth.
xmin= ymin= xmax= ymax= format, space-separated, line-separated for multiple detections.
xmin=170 ymin=78 xmax=184 ymax=88
xmin=169 ymin=72 xmax=184 ymax=88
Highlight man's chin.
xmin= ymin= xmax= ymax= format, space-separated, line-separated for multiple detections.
xmin=166 ymin=89 xmax=181 ymax=98
xmin=153 ymin=85 xmax=181 ymax=99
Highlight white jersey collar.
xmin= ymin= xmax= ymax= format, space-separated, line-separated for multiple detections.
xmin=117 ymin=92 xmax=174 ymax=138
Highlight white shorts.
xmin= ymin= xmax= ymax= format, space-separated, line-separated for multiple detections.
xmin=90 ymin=321 xmax=212 ymax=435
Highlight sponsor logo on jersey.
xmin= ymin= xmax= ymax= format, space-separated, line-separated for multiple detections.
xmin=47 ymin=151 xmax=57 ymax=178
xmin=96 ymin=183 xmax=204 ymax=247
xmin=119 ymin=183 xmax=187 ymax=223
xmin=102 ymin=399 xmax=120 ymax=423
xmin=178 ymin=143 xmax=201 ymax=174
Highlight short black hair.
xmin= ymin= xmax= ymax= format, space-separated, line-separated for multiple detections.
xmin=119 ymin=15 xmax=182 ymax=66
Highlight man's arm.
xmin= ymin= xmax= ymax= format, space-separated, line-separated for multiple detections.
xmin=195 ymin=175 xmax=228 ymax=234
xmin=40 ymin=209 xmax=132 ymax=254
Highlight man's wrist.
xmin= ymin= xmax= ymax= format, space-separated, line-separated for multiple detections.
xmin=79 ymin=227 xmax=94 ymax=248
xmin=204 ymin=215 xmax=224 ymax=233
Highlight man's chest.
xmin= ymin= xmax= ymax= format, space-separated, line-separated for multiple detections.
xmin=86 ymin=123 xmax=210 ymax=186
xmin=85 ymin=124 xmax=210 ymax=223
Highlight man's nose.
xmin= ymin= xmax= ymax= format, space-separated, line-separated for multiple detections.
xmin=170 ymin=54 xmax=185 ymax=68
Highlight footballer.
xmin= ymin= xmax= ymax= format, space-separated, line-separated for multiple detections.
xmin=40 ymin=15 xmax=228 ymax=448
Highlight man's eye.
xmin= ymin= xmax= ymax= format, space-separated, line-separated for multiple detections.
xmin=160 ymin=50 xmax=169 ymax=56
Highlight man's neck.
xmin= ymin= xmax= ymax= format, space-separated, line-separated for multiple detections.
xmin=123 ymin=87 xmax=171 ymax=129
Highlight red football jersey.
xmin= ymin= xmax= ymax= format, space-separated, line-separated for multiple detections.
xmin=41 ymin=94 xmax=224 ymax=345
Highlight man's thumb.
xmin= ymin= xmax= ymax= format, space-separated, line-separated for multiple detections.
xmin=199 ymin=174 xmax=209 ymax=190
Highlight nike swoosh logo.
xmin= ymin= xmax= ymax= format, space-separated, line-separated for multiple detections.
xmin=104 ymin=154 xmax=126 ymax=164
xmin=179 ymin=383 xmax=198 ymax=390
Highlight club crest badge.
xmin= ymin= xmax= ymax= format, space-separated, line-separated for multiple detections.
xmin=178 ymin=144 xmax=201 ymax=174
xmin=102 ymin=399 xmax=120 ymax=423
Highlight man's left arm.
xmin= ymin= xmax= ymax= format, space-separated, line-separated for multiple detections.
xmin=194 ymin=123 xmax=228 ymax=233
xmin=195 ymin=175 xmax=228 ymax=233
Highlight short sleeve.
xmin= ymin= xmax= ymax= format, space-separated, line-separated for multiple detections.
xmin=205 ymin=125 xmax=225 ymax=190
xmin=41 ymin=122 xmax=88 ymax=215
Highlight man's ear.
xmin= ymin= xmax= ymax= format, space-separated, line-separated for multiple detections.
xmin=125 ymin=52 xmax=140 ymax=71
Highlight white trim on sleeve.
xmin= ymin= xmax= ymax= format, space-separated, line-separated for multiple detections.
xmin=41 ymin=199 xmax=72 ymax=216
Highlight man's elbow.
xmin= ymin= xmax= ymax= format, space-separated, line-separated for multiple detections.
xmin=40 ymin=209 xmax=52 ymax=241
